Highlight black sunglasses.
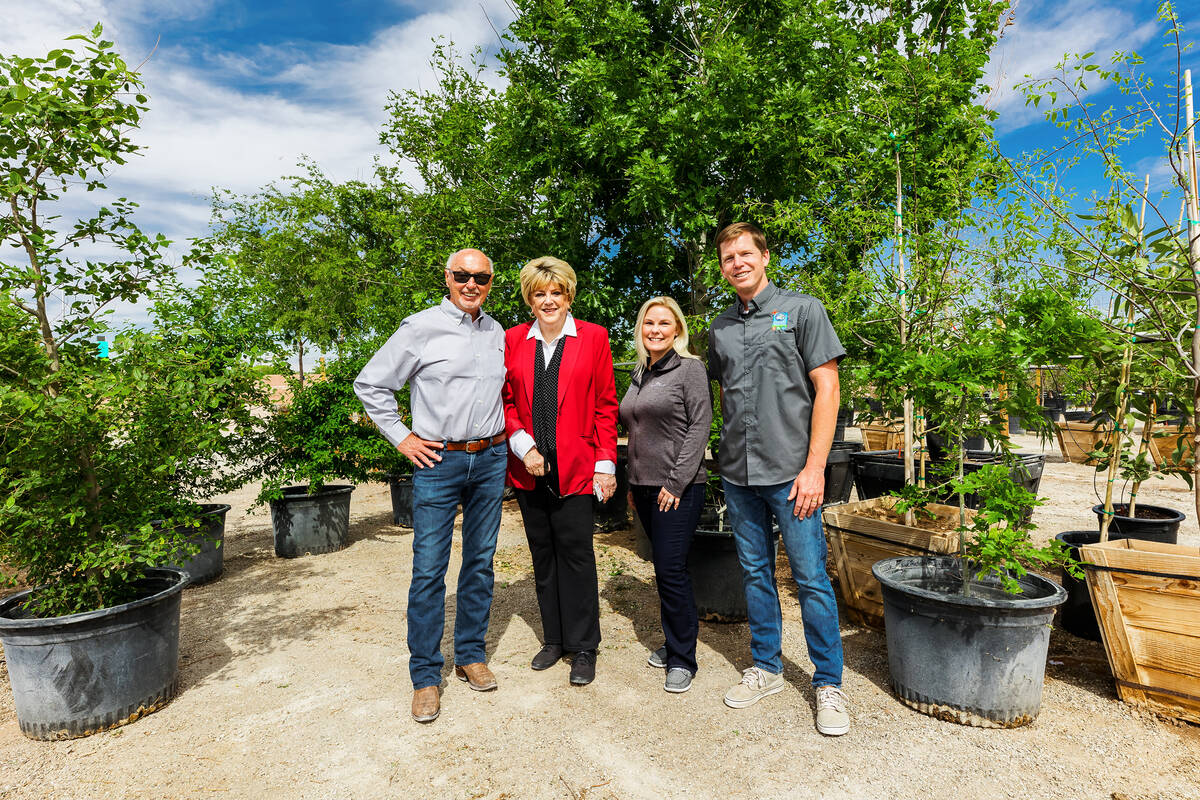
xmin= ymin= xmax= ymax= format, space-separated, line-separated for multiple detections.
xmin=449 ymin=270 xmax=493 ymax=286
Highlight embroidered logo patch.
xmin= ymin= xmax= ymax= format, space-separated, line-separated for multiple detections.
xmin=771 ymin=311 xmax=788 ymax=331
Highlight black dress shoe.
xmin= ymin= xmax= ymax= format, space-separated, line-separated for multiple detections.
xmin=569 ymin=649 xmax=596 ymax=686
xmin=531 ymin=643 xmax=564 ymax=671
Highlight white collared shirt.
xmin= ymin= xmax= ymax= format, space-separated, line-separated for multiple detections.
xmin=510 ymin=313 xmax=615 ymax=475
xmin=528 ymin=313 xmax=578 ymax=366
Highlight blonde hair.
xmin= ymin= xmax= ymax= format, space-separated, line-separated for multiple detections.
xmin=633 ymin=296 xmax=699 ymax=376
xmin=519 ymin=256 xmax=577 ymax=307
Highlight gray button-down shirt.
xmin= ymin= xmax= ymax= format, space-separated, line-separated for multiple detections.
xmin=707 ymin=282 xmax=845 ymax=486
xmin=355 ymin=297 xmax=506 ymax=446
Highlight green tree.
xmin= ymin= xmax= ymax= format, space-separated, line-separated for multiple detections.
xmin=210 ymin=161 xmax=423 ymax=378
xmin=0 ymin=27 xmax=264 ymax=616
xmin=383 ymin=0 xmax=1006 ymax=334
xmin=1003 ymin=3 xmax=1200 ymax=522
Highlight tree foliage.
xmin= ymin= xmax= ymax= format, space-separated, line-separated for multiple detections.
xmin=0 ymin=27 xmax=266 ymax=616
xmin=1003 ymin=2 xmax=1200 ymax=520
xmin=209 ymin=161 xmax=421 ymax=373
xmin=257 ymin=356 xmax=411 ymax=504
xmin=382 ymin=0 xmax=1008 ymax=335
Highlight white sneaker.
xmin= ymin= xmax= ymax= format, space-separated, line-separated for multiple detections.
xmin=723 ymin=666 xmax=785 ymax=708
xmin=815 ymin=685 xmax=850 ymax=736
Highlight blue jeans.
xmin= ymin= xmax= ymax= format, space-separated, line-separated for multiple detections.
xmin=408 ymin=443 xmax=506 ymax=689
xmin=722 ymin=479 xmax=843 ymax=687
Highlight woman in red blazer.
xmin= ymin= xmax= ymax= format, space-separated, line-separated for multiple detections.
xmin=503 ymin=256 xmax=618 ymax=687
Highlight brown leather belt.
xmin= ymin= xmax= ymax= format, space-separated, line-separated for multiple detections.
xmin=442 ymin=432 xmax=506 ymax=452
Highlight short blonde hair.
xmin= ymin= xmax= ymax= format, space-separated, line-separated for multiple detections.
xmin=633 ymin=296 xmax=699 ymax=375
xmin=519 ymin=256 xmax=577 ymax=307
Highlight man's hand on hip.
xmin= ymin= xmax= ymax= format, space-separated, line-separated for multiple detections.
xmin=788 ymin=465 xmax=825 ymax=519
xmin=398 ymin=433 xmax=444 ymax=469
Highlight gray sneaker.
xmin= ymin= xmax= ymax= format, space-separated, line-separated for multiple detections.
xmin=647 ymin=646 xmax=668 ymax=669
xmin=815 ymin=685 xmax=850 ymax=736
xmin=664 ymin=667 xmax=693 ymax=693
xmin=724 ymin=666 xmax=785 ymax=708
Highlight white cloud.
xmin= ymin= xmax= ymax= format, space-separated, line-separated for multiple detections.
xmin=984 ymin=0 xmax=1160 ymax=132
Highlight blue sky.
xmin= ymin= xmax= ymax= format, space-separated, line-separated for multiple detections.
xmin=2 ymin=0 xmax=1198 ymax=326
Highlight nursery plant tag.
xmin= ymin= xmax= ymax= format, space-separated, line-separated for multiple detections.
xmin=771 ymin=311 xmax=788 ymax=331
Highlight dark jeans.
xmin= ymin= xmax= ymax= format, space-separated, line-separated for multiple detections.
xmin=408 ymin=443 xmax=506 ymax=689
xmin=515 ymin=485 xmax=601 ymax=651
xmin=631 ymin=482 xmax=704 ymax=674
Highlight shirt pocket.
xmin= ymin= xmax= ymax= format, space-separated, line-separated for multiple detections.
xmin=752 ymin=327 xmax=804 ymax=375
xmin=419 ymin=331 xmax=462 ymax=381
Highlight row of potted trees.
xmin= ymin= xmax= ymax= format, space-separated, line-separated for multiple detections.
xmin=0 ymin=28 xmax=419 ymax=738
xmin=815 ymin=29 xmax=1200 ymax=728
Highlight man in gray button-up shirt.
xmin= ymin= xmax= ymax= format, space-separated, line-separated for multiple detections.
xmin=355 ymin=248 xmax=507 ymax=724
xmin=707 ymin=222 xmax=850 ymax=736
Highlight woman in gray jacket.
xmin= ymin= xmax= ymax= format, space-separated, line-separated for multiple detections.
xmin=618 ymin=296 xmax=712 ymax=694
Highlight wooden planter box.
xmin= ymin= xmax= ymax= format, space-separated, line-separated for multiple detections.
xmin=1079 ymin=538 xmax=1200 ymax=724
xmin=1148 ymin=425 xmax=1195 ymax=469
xmin=822 ymin=497 xmax=963 ymax=629
xmin=1054 ymin=420 xmax=1112 ymax=464
xmin=858 ymin=420 xmax=903 ymax=452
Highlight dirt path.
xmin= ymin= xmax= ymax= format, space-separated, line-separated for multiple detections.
xmin=1 ymin=433 xmax=1198 ymax=800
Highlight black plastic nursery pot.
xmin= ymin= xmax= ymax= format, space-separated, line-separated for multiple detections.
xmin=688 ymin=527 xmax=779 ymax=623
xmin=824 ymin=442 xmax=862 ymax=505
xmin=0 ymin=567 xmax=188 ymax=740
xmin=159 ymin=503 xmax=231 ymax=584
xmin=594 ymin=447 xmax=631 ymax=532
xmin=834 ymin=407 xmax=852 ymax=442
xmin=270 ymin=484 xmax=354 ymax=558
xmin=1055 ymin=529 xmax=1133 ymax=641
xmin=871 ymin=556 xmax=1066 ymax=728
xmin=388 ymin=475 xmax=414 ymax=528
xmin=1090 ymin=503 xmax=1184 ymax=545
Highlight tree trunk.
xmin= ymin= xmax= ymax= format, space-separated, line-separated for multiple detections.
xmin=297 ymin=338 xmax=306 ymax=390
xmin=686 ymin=235 xmax=710 ymax=357
xmin=1183 ymin=71 xmax=1200 ymax=525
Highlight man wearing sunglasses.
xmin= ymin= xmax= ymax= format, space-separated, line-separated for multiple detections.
xmin=355 ymin=248 xmax=507 ymax=724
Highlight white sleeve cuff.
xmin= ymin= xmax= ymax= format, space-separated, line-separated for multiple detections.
xmin=594 ymin=460 xmax=616 ymax=474
xmin=510 ymin=429 xmax=535 ymax=459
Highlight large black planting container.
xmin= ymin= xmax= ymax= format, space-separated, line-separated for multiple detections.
xmin=388 ymin=475 xmax=414 ymax=528
xmin=834 ymin=408 xmax=852 ymax=442
xmin=270 ymin=484 xmax=354 ymax=558
xmin=688 ymin=526 xmax=779 ymax=623
xmin=0 ymin=568 xmax=187 ymax=740
xmin=851 ymin=450 xmax=1045 ymax=521
xmin=873 ymin=556 xmax=1065 ymax=727
xmin=594 ymin=445 xmax=631 ymax=532
xmin=1090 ymin=503 xmax=1183 ymax=545
xmin=1055 ymin=530 xmax=1126 ymax=641
xmin=159 ymin=503 xmax=230 ymax=584
xmin=824 ymin=442 xmax=862 ymax=505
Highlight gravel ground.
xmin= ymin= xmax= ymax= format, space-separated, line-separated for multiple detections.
xmin=0 ymin=431 xmax=1198 ymax=800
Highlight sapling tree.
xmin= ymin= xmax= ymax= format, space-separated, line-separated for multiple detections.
xmin=1005 ymin=3 xmax=1200 ymax=528
xmin=256 ymin=356 xmax=411 ymax=505
xmin=0 ymin=28 xmax=264 ymax=615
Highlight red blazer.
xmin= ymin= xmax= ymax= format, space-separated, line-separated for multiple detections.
xmin=503 ymin=319 xmax=619 ymax=495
